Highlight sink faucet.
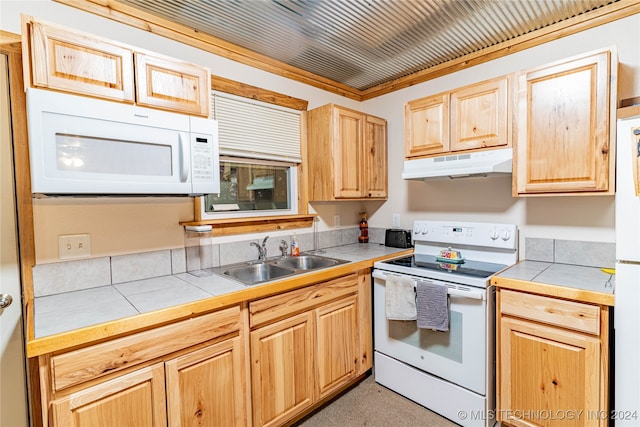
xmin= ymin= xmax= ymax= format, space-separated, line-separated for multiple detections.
xmin=250 ymin=236 xmax=269 ymax=262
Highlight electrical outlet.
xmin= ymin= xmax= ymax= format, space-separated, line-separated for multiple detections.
xmin=392 ymin=214 xmax=400 ymax=228
xmin=334 ymin=214 xmax=341 ymax=227
xmin=59 ymin=234 xmax=91 ymax=259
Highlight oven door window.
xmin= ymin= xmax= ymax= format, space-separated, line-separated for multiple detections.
xmin=387 ymin=311 xmax=463 ymax=363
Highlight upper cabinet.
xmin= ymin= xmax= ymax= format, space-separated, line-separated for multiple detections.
xmin=513 ymin=49 xmax=615 ymax=196
xmin=21 ymin=15 xmax=210 ymax=116
xmin=404 ymin=76 xmax=509 ymax=159
xmin=307 ymin=104 xmax=387 ymax=201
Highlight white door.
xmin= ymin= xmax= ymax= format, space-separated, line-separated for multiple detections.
xmin=0 ymin=54 xmax=29 ymax=427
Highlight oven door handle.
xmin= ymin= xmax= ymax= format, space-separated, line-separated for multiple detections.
xmin=372 ymin=270 xmax=485 ymax=301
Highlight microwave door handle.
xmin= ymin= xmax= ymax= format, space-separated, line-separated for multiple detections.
xmin=179 ymin=132 xmax=189 ymax=182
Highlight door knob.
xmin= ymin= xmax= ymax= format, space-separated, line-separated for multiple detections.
xmin=0 ymin=294 xmax=13 ymax=309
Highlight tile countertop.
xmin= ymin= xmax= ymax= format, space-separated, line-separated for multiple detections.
xmin=491 ymin=260 xmax=615 ymax=306
xmin=28 ymin=243 xmax=411 ymax=357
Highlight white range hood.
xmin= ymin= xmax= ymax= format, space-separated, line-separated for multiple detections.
xmin=402 ymin=147 xmax=513 ymax=180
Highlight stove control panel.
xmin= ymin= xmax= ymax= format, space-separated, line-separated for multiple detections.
xmin=413 ymin=220 xmax=517 ymax=250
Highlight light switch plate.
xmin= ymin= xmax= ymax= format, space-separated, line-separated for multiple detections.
xmin=392 ymin=214 xmax=400 ymax=228
xmin=59 ymin=234 xmax=91 ymax=259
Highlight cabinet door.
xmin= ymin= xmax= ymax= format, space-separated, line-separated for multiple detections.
xmin=250 ymin=312 xmax=314 ymax=427
xmin=134 ymin=52 xmax=210 ymax=117
xmin=51 ymin=364 xmax=166 ymax=427
xmin=333 ymin=107 xmax=364 ymax=198
xmin=450 ymin=77 xmax=508 ymax=152
xmin=499 ymin=316 xmax=601 ymax=427
xmin=24 ymin=17 xmax=135 ymax=102
xmin=165 ymin=337 xmax=247 ymax=427
xmin=315 ymin=295 xmax=359 ymax=398
xmin=404 ymin=93 xmax=449 ymax=158
xmin=364 ymin=115 xmax=388 ymax=198
xmin=514 ymin=51 xmax=612 ymax=195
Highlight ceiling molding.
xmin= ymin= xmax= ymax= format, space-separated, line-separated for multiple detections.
xmin=50 ymin=0 xmax=640 ymax=101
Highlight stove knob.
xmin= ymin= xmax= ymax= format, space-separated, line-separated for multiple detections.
xmin=490 ymin=229 xmax=499 ymax=240
xmin=500 ymin=230 xmax=511 ymax=241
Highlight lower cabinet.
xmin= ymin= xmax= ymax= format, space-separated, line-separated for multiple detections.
xmin=497 ymin=289 xmax=609 ymax=427
xmin=40 ymin=306 xmax=248 ymax=427
xmin=249 ymin=272 xmax=367 ymax=427
xmin=315 ymin=295 xmax=359 ymax=399
xmin=165 ymin=336 xmax=247 ymax=427
xmin=51 ymin=363 xmax=167 ymax=427
xmin=36 ymin=269 xmax=373 ymax=427
xmin=250 ymin=312 xmax=315 ymax=427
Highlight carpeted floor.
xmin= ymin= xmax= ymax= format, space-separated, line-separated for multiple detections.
xmin=293 ymin=374 xmax=459 ymax=427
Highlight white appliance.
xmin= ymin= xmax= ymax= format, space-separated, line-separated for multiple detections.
xmin=614 ymin=114 xmax=640 ymax=425
xmin=26 ymin=88 xmax=220 ymax=195
xmin=373 ymin=220 xmax=518 ymax=427
xmin=402 ymin=147 xmax=512 ymax=180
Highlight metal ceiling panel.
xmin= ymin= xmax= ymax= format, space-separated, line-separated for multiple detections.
xmin=118 ymin=0 xmax=615 ymax=91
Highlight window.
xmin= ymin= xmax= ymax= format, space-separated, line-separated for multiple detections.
xmin=199 ymin=91 xmax=301 ymax=219
xmin=203 ymin=157 xmax=297 ymax=218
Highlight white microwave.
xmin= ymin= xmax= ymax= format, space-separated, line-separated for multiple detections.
xmin=26 ymin=89 xmax=220 ymax=195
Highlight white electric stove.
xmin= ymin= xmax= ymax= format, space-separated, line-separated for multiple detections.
xmin=373 ymin=220 xmax=518 ymax=427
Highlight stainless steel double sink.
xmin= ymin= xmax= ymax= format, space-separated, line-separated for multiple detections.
xmin=211 ymin=254 xmax=350 ymax=286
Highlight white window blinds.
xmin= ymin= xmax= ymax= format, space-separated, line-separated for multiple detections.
xmin=211 ymin=91 xmax=302 ymax=163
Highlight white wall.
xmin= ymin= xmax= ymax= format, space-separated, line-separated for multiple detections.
xmin=2 ymin=1 xmax=638 ymax=260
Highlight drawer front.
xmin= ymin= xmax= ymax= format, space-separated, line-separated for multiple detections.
xmin=500 ymin=289 xmax=600 ymax=335
xmin=51 ymin=306 xmax=240 ymax=391
xmin=249 ymin=274 xmax=358 ymax=327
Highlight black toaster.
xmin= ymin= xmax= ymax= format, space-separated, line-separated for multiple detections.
xmin=384 ymin=229 xmax=412 ymax=248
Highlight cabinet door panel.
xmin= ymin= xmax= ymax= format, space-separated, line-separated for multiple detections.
xmin=450 ymin=77 xmax=508 ymax=151
xmin=316 ymin=295 xmax=359 ymax=398
xmin=499 ymin=317 xmax=601 ymax=427
xmin=165 ymin=337 xmax=247 ymax=427
xmin=250 ymin=312 xmax=314 ymax=427
xmin=365 ymin=116 xmax=388 ymax=198
xmin=334 ymin=107 xmax=364 ymax=198
xmin=25 ymin=18 xmax=135 ymax=102
xmin=404 ymin=94 xmax=449 ymax=158
xmin=52 ymin=364 xmax=166 ymax=427
xmin=135 ymin=52 xmax=210 ymax=116
xmin=515 ymin=51 xmax=611 ymax=195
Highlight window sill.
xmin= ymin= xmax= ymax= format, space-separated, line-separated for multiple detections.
xmin=180 ymin=214 xmax=316 ymax=237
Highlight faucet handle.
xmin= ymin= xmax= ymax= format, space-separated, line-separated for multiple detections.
xmin=262 ymin=235 xmax=269 ymax=247
xmin=279 ymin=240 xmax=289 ymax=257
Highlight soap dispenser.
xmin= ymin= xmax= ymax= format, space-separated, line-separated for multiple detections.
xmin=291 ymin=232 xmax=300 ymax=256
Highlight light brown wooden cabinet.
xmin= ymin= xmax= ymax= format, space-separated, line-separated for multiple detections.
xmin=513 ymin=49 xmax=614 ymax=196
xmin=22 ymin=15 xmax=210 ymax=116
xmin=165 ymin=336 xmax=248 ymax=427
xmin=248 ymin=272 xmax=369 ymax=427
xmin=39 ymin=306 xmax=248 ymax=427
xmin=404 ymin=76 xmax=509 ymax=159
xmin=497 ymin=289 xmax=609 ymax=427
xmin=315 ymin=295 xmax=359 ymax=399
xmin=250 ymin=312 xmax=315 ymax=427
xmin=307 ymin=104 xmax=387 ymax=200
xmin=51 ymin=363 xmax=167 ymax=427
xmin=34 ymin=269 xmax=375 ymax=427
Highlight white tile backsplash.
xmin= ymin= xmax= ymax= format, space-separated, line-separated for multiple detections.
xmin=32 ymin=228 xmax=368 ymax=298
xmin=32 ymin=257 xmax=111 ymax=297
xmin=111 ymin=250 xmax=172 ymax=284
xmin=524 ymin=237 xmax=615 ymax=268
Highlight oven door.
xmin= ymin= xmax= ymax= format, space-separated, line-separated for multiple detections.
xmin=373 ymin=269 xmax=493 ymax=395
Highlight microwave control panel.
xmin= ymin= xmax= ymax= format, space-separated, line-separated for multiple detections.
xmin=190 ymin=119 xmax=220 ymax=194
